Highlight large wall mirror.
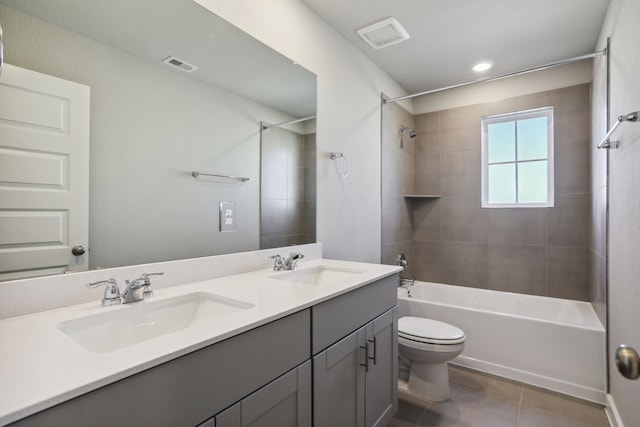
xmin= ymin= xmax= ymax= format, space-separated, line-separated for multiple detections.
xmin=0 ymin=0 xmax=317 ymax=280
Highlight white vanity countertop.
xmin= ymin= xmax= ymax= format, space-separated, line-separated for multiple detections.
xmin=0 ymin=259 xmax=401 ymax=426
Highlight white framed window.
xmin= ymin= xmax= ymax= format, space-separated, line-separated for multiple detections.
xmin=481 ymin=107 xmax=554 ymax=208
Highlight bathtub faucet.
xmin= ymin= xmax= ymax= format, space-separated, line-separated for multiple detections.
xmin=397 ymin=253 xmax=415 ymax=296
xmin=400 ymin=277 xmax=415 ymax=287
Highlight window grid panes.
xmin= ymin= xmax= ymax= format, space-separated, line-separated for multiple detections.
xmin=482 ymin=107 xmax=554 ymax=208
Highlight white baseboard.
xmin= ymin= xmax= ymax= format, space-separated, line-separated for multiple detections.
xmin=605 ymin=394 xmax=624 ymax=427
xmin=451 ymin=356 xmax=607 ymax=405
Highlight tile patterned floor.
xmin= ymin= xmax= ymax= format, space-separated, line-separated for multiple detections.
xmin=388 ymin=365 xmax=611 ymax=427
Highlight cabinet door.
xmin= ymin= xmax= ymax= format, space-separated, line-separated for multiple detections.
xmin=214 ymin=360 xmax=311 ymax=427
xmin=312 ymin=275 xmax=397 ymax=354
xmin=365 ymin=307 xmax=398 ymax=427
xmin=313 ymin=327 xmax=366 ymax=427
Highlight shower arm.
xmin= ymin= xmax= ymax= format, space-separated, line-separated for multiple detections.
xmin=400 ymin=125 xmax=416 ymax=149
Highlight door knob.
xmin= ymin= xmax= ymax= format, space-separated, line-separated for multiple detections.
xmin=71 ymin=245 xmax=86 ymax=256
xmin=615 ymin=345 xmax=640 ymax=380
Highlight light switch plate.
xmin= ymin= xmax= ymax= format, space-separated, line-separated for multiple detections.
xmin=219 ymin=202 xmax=237 ymax=232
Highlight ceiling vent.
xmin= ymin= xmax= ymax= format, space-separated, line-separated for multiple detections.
xmin=162 ymin=56 xmax=198 ymax=73
xmin=356 ymin=17 xmax=410 ymax=50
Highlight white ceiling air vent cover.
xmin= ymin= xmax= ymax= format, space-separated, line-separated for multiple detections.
xmin=162 ymin=56 xmax=198 ymax=73
xmin=356 ymin=17 xmax=410 ymax=50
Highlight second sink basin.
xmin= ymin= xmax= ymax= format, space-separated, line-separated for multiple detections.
xmin=57 ymin=292 xmax=254 ymax=353
xmin=270 ymin=265 xmax=363 ymax=286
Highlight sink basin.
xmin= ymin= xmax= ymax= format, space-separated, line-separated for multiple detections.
xmin=270 ymin=266 xmax=363 ymax=286
xmin=57 ymin=292 xmax=254 ymax=353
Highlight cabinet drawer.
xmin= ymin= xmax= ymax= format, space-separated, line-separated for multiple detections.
xmin=311 ymin=274 xmax=397 ymax=355
xmin=10 ymin=309 xmax=311 ymax=427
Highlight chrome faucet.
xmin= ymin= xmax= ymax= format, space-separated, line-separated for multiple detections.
xmin=270 ymin=254 xmax=284 ymax=271
xmin=397 ymin=254 xmax=414 ymax=296
xmin=283 ymin=252 xmax=304 ymax=270
xmin=130 ymin=272 xmax=164 ymax=298
xmin=284 ymin=252 xmax=304 ymax=270
xmin=123 ymin=272 xmax=164 ymax=303
xmin=121 ymin=279 xmax=145 ymax=304
xmin=269 ymin=252 xmax=304 ymax=271
xmin=86 ymin=278 xmax=122 ymax=307
xmin=86 ymin=272 xmax=164 ymax=306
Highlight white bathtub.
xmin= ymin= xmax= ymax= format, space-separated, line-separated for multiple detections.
xmin=398 ymin=281 xmax=606 ymax=403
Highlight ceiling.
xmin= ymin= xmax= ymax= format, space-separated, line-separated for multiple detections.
xmin=301 ymin=0 xmax=611 ymax=95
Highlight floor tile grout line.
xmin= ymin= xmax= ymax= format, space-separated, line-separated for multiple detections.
xmin=515 ymin=383 xmax=525 ymax=427
xmin=409 ymin=398 xmax=432 ymax=427
xmin=413 ymin=401 xmax=430 ymax=427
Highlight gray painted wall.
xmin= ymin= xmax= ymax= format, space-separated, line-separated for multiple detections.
xmin=213 ymin=2 xmax=413 ymax=265
xmin=595 ymin=0 xmax=640 ymax=423
xmin=0 ymin=6 xmax=300 ymax=269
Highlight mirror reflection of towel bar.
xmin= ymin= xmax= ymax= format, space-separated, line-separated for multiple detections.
xmin=191 ymin=171 xmax=250 ymax=182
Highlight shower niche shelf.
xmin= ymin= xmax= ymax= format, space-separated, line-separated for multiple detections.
xmin=403 ymin=194 xmax=441 ymax=199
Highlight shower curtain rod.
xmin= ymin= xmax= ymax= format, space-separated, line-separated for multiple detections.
xmin=261 ymin=115 xmax=316 ymax=130
xmin=383 ymin=51 xmax=605 ymax=104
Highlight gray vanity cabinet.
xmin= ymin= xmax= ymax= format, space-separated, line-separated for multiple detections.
xmin=312 ymin=274 xmax=398 ymax=427
xmin=7 ymin=274 xmax=399 ymax=427
xmin=207 ymin=361 xmax=311 ymax=427
xmin=9 ymin=310 xmax=310 ymax=427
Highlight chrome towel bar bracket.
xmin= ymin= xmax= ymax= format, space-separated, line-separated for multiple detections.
xmin=597 ymin=111 xmax=639 ymax=149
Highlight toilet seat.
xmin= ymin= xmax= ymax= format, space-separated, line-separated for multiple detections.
xmin=398 ymin=316 xmax=465 ymax=345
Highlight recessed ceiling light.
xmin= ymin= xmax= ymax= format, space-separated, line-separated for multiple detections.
xmin=472 ymin=61 xmax=494 ymax=73
xmin=356 ymin=17 xmax=410 ymax=50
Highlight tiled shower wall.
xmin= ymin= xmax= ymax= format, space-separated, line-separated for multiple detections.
xmin=382 ymin=84 xmax=592 ymax=300
xmin=261 ymin=128 xmax=316 ymax=249
xmin=381 ymin=102 xmax=415 ymax=275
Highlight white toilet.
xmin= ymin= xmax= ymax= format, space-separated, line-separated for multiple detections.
xmin=398 ymin=316 xmax=465 ymax=402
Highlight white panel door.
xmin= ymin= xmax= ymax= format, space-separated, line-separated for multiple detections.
xmin=0 ymin=63 xmax=90 ymax=280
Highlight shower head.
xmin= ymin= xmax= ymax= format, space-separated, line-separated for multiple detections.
xmin=400 ymin=125 xmax=417 ymax=138
xmin=399 ymin=125 xmax=416 ymax=149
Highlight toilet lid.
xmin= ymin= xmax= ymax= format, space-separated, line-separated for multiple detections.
xmin=398 ymin=316 xmax=465 ymax=344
